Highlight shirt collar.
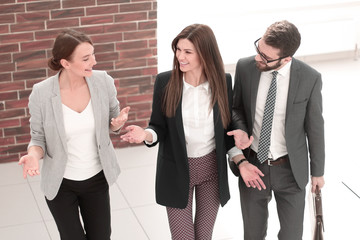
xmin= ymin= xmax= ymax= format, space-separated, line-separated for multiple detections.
xmin=183 ymin=78 xmax=210 ymax=94
xmin=272 ymin=59 xmax=292 ymax=77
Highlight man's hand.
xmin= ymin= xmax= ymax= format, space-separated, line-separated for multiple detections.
xmin=227 ymin=129 xmax=254 ymax=149
xmin=311 ymin=176 xmax=325 ymax=193
xmin=239 ymin=161 xmax=266 ymax=190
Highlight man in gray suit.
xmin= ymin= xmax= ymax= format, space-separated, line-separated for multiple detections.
xmin=227 ymin=20 xmax=325 ymax=240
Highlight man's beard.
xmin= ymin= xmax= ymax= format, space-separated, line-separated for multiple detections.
xmin=256 ymin=60 xmax=282 ymax=72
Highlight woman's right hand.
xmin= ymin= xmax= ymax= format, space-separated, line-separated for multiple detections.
xmin=18 ymin=154 xmax=40 ymax=179
xmin=120 ymin=125 xmax=149 ymax=143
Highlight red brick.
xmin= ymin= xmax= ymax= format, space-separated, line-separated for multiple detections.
xmin=0 ymin=72 xmax=12 ymax=82
xmin=20 ymin=40 xmax=53 ymax=52
xmin=98 ymin=0 xmax=129 ymax=5
xmin=90 ymin=33 xmax=123 ymax=44
xmin=47 ymin=18 xmax=79 ymax=30
xmin=11 ymin=21 xmax=45 ymax=33
xmin=81 ymin=15 xmax=114 ymax=26
xmin=51 ymin=8 xmax=85 ymax=19
xmin=16 ymin=11 xmax=49 ymax=23
xmin=0 ymin=4 xmax=25 ymax=14
xmin=118 ymin=76 xmax=151 ymax=87
xmin=0 ymin=14 xmax=15 ymax=24
xmin=0 ymin=103 xmax=4 ymax=111
xmin=95 ymin=52 xmax=119 ymax=62
xmin=118 ymin=86 xmax=139 ymax=96
xmin=16 ymin=58 xmax=48 ymax=71
xmin=124 ymin=30 xmax=155 ymax=41
xmin=4 ymin=126 xmax=30 ymax=137
xmin=0 ymin=25 xmax=9 ymax=34
xmin=20 ymin=117 xmax=30 ymax=126
xmin=115 ymin=12 xmax=147 ymax=22
xmin=139 ymin=20 xmax=157 ymax=30
xmin=116 ymin=40 xmax=147 ymax=50
xmin=142 ymin=66 xmax=157 ymax=76
xmin=76 ymin=26 xmax=105 ymax=35
xmin=0 ymin=109 xmax=25 ymax=119
xmin=120 ymin=2 xmax=152 ymax=12
xmin=0 ymin=154 xmax=20 ymax=163
xmin=62 ymin=0 xmax=96 ymax=8
xmin=0 ymin=43 xmax=19 ymax=54
xmin=94 ymin=43 xmax=115 ymax=53
xmin=13 ymin=50 xmax=46 ymax=62
xmin=103 ymin=22 xmax=137 ymax=33
xmin=5 ymin=98 xmax=28 ymax=109
xmin=147 ymin=57 xmax=157 ymax=66
xmin=0 ymin=63 xmax=15 ymax=72
xmin=119 ymin=49 xmax=153 ymax=59
xmin=149 ymin=10 xmax=157 ymax=20
xmin=0 ymin=32 xmax=33 ymax=44
xmin=19 ymin=90 xmax=31 ymax=99
xmin=110 ymin=68 xmax=142 ymax=79
xmin=115 ymin=58 xmax=147 ymax=69
xmin=0 ymin=81 xmax=24 ymax=92
xmin=136 ymin=110 xmax=151 ymax=120
xmin=1 ymin=0 xmax=15 ymax=4
xmin=0 ymin=137 xmax=15 ymax=146
xmin=26 ymin=1 xmax=60 ymax=11
xmin=1 ymin=143 xmax=28 ymax=154
xmin=0 ymin=119 xmax=20 ymax=128
xmin=35 ymin=30 xmax=60 ymax=40
xmin=126 ymin=102 xmax=151 ymax=112
xmin=139 ymin=83 xmax=154 ymax=94
xmin=94 ymin=62 xmax=114 ymax=71
xmin=86 ymin=5 xmax=119 ymax=16
xmin=16 ymin=135 xmax=31 ymax=144
xmin=13 ymin=69 xmax=46 ymax=81
xmin=127 ymin=93 xmax=152 ymax=103
xmin=25 ymin=79 xmax=44 ymax=89
xmin=149 ymin=39 xmax=157 ymax=47
xmin=0 ymin=92 xmax=17 ymax=101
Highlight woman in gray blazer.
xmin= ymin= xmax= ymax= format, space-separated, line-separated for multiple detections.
xmin=120 ymin=24 xmax=243 ymax=240
xmin=18 ymin=29 xmax=129 ymax=240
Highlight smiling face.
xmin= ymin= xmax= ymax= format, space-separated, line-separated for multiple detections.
xmin=61 ymin=42 xmax=97 ymax=78
xmin=175 ymin=38 xmax=203 ymax=75
xmin=255 ymin=38 xmax=290 ymax=72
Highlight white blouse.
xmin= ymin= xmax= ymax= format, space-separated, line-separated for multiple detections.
xmin=62 ymin=100 xmax=102 ymax=180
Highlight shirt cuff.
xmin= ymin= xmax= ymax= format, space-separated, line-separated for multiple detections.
xmin=227 ymin=146 xmax=243 ymax=161
xmin=144 ymin=128 xmax=157 ymax=145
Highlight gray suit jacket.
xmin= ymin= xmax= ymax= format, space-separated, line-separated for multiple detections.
xmin=28 ymin=70 xmax=121 ymax=200
xmin=232 ymin=56 xmax=325 ymax=189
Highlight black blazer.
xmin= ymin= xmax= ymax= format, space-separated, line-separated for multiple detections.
xmin=146 ymin=71 xmax=235 ymax=208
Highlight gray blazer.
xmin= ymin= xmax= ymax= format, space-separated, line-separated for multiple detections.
xmin=232 ymin=56 xmax=325 ymax=189
xmin=28 ymin=70 xmax=121 ymax=200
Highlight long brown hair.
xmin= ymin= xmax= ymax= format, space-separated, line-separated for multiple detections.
xmin=162 ymin=24 xmax=230 ymax=128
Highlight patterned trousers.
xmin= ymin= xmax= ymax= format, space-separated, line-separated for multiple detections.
xmin=166 ymin=150 xmax=220 ymax=240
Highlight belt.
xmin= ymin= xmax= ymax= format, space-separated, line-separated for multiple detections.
xmin=249 ymin=149 xmax=289 ymax=166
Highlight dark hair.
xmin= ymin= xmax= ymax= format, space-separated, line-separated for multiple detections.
xmin=48 ymin=29 xmax=93 ymax=71
xmin=263 ymin=20 xmax=301 ymax=57
xmin=162 ymin=24 xmax=230 ymax=128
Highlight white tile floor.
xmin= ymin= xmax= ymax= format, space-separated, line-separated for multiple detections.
xmin=1 ymin=57 xmax=359 ymax=239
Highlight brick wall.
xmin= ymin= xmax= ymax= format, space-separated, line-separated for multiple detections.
xmin=0 ymin=0 xmax=157 ymax=163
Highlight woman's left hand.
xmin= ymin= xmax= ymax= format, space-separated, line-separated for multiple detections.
xmin=111 ymin=106 xmax=130 ymax=131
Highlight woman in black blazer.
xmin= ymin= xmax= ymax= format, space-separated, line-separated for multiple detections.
xmin=121 ymin=24 xmax=242 ymax=240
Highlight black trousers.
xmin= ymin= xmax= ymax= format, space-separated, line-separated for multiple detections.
xmin=46 ymin=171 xmax=111 ymax=240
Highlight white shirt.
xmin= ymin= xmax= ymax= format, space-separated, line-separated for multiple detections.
xmin=146 ymin=78 xmax=241 ymax=159
xmin=62 ymin=100 xmax=102 ymax=180
xmin=252 ymin=61 xmax=292 ymax=160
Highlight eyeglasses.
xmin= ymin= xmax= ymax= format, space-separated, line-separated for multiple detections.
xmin=254 ymin=38 xmax=288 ymax=64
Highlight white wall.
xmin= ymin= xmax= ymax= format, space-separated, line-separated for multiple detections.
xmin=157 ymin=0 xmax=360 ymax=72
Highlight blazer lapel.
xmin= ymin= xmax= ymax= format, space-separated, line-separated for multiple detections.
xmin=250 ymin=69 xmax=261 ymax=129
xmin=175 ymin=96 xmax=187 ymax=154
xmin=286 ymin=59 xmax=300 ymax=120
xmin=86 ymin=76 xmax=101 ymax=145
xmin=51 ymin=73 xmax=68 ymax=152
